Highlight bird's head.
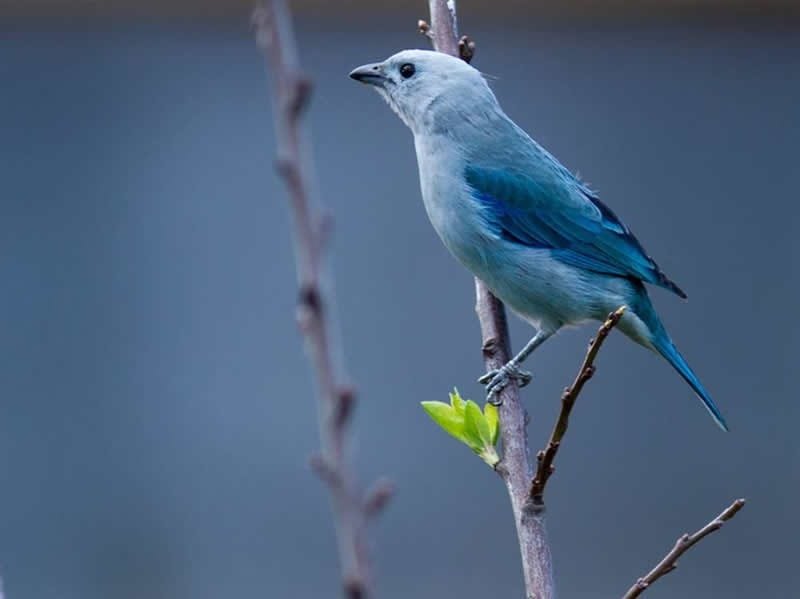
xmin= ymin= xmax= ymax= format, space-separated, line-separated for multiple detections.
xmin=349 ymin=49 xmax=497 ymax=135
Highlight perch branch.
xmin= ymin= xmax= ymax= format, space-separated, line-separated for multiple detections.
xmin=421 ymin=5 xmax=744 ymax=598
xmin=622 ymin=498 xmax=746 ymax=598
xmin=529 ymin=306 xmax=626 ymax=510
xmin=423 ymin=2 xmax=554 ymax=598
xmin=254 ymin=2 xmax=392 ymax=597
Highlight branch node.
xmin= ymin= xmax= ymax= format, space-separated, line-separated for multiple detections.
xmin=343 ymin=576 xmax=367 ymax=599
xmin=580 ymin=364 xmax=596 ymax=383
xmin=417 ymin=19 xmax=433 ymax=39
xmin=309 ymin=454 xmax=340 ymax=488
xmin=527 ymin=497 xmax=546 ymax=516
xmin=481 ymin=336 xmax=502 ymax=360
xmin=333 ymin=385 xmax=357 ymax=430
xmin=296 ymin=283 xmax=322 ymax=331
xmin=286 ymin=74 xmax=313 ymax=121
xmin=458 ymin=35 xmax=476 ymax=63
xmin=298 ymin=283 xmax=322 ymax=313
xmin=364 ymin=478 xmax=396 ymax=518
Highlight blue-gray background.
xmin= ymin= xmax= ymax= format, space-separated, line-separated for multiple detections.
xmin=1 ymin=12 xmax=798 ymax=599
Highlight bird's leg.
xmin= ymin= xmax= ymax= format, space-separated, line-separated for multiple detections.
xmin=478 ymin=330 xmax=552 ymax=405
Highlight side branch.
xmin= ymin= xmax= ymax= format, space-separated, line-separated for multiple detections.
xmin=254 ymin=2 xmax=391 ymax=597
xmin=622 ymin=498 xmax=746 ymax=598
xmin=529 ymin=306 xmax=626 ymax=510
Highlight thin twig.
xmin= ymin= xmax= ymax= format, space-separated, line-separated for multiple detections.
xmin=423 ymin=3 xmax=554 ymax=598
xmin=254 ymin=2 xmax=391 ymax=597
xmin=622 ymin=498 xmax=746 ymax=598
xmin=529 ymin=306 xmax=626 ymax=510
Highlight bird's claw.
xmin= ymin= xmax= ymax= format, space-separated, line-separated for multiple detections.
xmin=478 ymin=362 xmax=532 ymax=405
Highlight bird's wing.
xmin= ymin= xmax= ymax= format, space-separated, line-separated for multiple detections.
xmin=464 ymin=163 xmax=686 ymax=298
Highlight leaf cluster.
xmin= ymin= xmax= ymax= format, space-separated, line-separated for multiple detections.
xmin=421 ymin=389 xmax=500 ymax=468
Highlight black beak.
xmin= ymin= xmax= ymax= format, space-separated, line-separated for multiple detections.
xmin=349 ymin=62 xmax=387 ymax=85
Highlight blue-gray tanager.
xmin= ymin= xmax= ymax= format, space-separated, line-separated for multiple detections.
xmin=349 ymin=50 xmax=727 ymax=430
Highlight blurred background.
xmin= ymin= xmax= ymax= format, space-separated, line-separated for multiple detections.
xmin=1 ymin=1 xmax=798 ymax=597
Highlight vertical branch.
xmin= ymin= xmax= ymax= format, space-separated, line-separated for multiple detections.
xmin=426 ymin=0 xmax=458 ymax=56
xmin=477 ymin=283 xmax=555 ymax=599
xmin=422 ymin=3 xmax=555 ymax=598
xmin=254 ymin=2 xmax=391 ymax=597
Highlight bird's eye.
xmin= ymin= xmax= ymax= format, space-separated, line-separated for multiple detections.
xmin=399 ymin=63 xmax=416 ymax=79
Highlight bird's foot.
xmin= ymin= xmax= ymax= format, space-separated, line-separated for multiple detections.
xmin=478 ymin=362 xmax=532 ymax=405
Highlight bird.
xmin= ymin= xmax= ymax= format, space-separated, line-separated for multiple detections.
xmin=349 ymin=49 xmax=728 ymax=431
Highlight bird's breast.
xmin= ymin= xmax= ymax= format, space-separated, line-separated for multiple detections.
xmin=414 ymin=136 xmax=492 ymax=274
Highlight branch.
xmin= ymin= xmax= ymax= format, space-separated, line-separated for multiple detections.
xmin=418 ymin=9 xmax=475 ymax=63
xmin=622 ymin=498 xmax=746 ymax=598
xmin=422 ymin=3 xmax=554 ymax=598
xmin=529 ymin=306 xmax=626 ymax=510
xmin=420 ymin=7 xmax=743 ymax=599
xmin=253 ymin=3 xmax=391 ymax=597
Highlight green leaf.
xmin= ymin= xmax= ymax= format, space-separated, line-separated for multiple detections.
xmin=484 ymin=402 xmax=500 ymax=446
xmin=463 ymin=400 xmax=490 ymax=453
xmin=467 ymin=401 xmax=501 ymax=467
xmin=461 ymin=401 xmax=480 ymax=450
xmin=421 ymin=401 xmax=468 ymax=444
xmin=421 ymin=392 xmax=501 ymax=469
xmin=449 ymin=388 xmax=466 ymax=416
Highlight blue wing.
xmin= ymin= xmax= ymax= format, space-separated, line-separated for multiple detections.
xmin=465 ymin=165 xmax=686 ymax=298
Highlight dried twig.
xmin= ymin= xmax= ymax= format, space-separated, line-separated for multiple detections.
xmin=423 ymin=2 xmax=555 ymax=597
xmin=529 ymin=306 xmax=626 ymax=510
xmin=622 ymin=498 xmax=746 ymax=598
xmin=253 ymin=2 xmax=391 ymax=597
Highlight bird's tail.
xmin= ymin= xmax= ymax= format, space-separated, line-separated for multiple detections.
xmin=649 ymin=331 xmax=729 ymax=432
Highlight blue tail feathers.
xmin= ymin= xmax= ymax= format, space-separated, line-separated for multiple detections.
xmin=652 ymin=334 xmax=729 ymax=431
